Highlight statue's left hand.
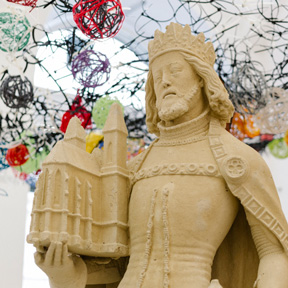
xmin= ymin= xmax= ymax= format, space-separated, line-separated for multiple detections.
xmin=34 ymin=242 xmax=87 ymax=288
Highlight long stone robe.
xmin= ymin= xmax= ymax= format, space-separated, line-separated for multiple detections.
xmin=126 ymin=117 xmax=288 ymax=288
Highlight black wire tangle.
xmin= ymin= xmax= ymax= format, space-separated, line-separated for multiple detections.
xmin=0 ymin=0 xmax=288 ymax=162
xmin=0 ymin=87 xmax=64 ymax=150
xmin=22 ymin=130 xmax=63 ymax=157
xmin=22 ymin=25 xmax=147 ymax=106
xmin=24 ymin=26 xmax=93 ymax=68
xmin=66 ymin=28 xmax=91 ymax=67
xmin=124 ymin=106 xmax=147 ymax=139
xmin=32 ymin=89 xmax=65 ymax=131
xmin=0 ymin=107 xmax=34 ymax=145
xmin=21 ymin=24 xmax=147 ymax=140
xmin=0 ymin=75 xmax=34 ymax=109
xmin=36 ymin=0 xmax=73 ymax=13
xmin=223 ymin=58 xmax=269 ymax=115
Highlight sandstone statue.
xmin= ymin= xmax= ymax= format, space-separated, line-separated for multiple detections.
xmin=28 ymin=23 xmax=288 ymax=288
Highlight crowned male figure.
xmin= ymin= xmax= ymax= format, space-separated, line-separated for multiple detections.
xmin=35 ymin=23 xmax=288 ymax=288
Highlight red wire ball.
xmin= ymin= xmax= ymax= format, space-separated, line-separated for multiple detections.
xmin=6 ymin=144 xmax=29 ymax=166
xmin=6 ymin=0 xmax=38 ymax=8
xmin=60 ymin=95 xmax=92 ymax=133
xmin=72 ymin=0 xmax=125 ymax=40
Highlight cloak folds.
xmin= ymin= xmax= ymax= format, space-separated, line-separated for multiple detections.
xmin=209 ymin=117 xmax=288 ymax=288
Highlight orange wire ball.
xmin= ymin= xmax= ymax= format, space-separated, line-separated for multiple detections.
xmin=284 ymin=130 xmax=288 ymax=146
xmin=230 ymin=112 xmax=260 ymax=140
xmin=72 ymin=0 xmax=125 ymax=40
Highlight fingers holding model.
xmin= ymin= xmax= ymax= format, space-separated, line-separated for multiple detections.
xmin=34 ymin=242 xmax=87 ymax=288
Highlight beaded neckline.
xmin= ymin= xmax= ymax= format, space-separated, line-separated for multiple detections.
xmin=155 ymin=108 xmax=210 ymax=146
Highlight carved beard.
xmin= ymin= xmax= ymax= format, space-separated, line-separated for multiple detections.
xmin=157 ymin=86 xmax=199 ymax=122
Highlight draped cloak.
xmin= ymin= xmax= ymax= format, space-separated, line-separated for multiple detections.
xmin=128 ymin=117 xmax=288 ymax=288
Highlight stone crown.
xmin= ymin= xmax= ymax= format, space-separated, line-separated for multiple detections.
xmin=148 ymin=22 xmax=216 ymax=66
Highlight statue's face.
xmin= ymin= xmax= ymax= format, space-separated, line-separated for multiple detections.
xmin=151 ymin=51 xmax=206 ymax=124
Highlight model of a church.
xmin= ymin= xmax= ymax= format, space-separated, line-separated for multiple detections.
xmin=27 ymin=103 xmax=129 ymax=257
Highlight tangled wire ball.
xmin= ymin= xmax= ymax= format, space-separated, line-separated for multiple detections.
xmin=0 ymin=75 xmax=34 ymax=109
xmin=0 ymin=12 xmax=31 ymax=52
xmin=226 ymin=62 xmax=268 ymax=115
xmin=71 ymin=50 xmax=111 ymax=88
xmin=72 ymin=0 xmax=125 ymax=40
xmin=6 ymin=144 xmax=29 ymax=166
xmin=7 ymin=0 xmax=38 ymax=8
xmin=255 ymin=88 xmax=288 ymax=134
xmin=92 ymin=95 xmax=123 ymax=129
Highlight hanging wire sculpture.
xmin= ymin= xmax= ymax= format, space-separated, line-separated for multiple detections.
xmin=0 ymin=107 xmax=34 ymax=145
xmin=229 ymin=112 xmax=260 ymax=141
xmin=66 ymin=28 xmax=91 ymax=68
xmin=225 ymin=60 xmax=268 ymax=115
xmin=72 ymin=0 xmax=125 ymax=39
xmin=71 ymin=49 xmax=111 ymax=88
xmin=5 ymin=143 xmax=29 ymax=166
xmin=92 ymin=95 xmax=123 ymax=129
xmin=6 ymin=0 xmax=38 ymax=9
xmin=268 ymin=138 xmax=288 ymax=159
xmin=60 ymin=93 xmax=92 ymax=133
xmin=0 ymin=11 xmax=31 ymax=52
xmin=285 ymin=130 xmax=288 ymax=146
xmin=1 ymin=0 xmax=288 ymax=172
xmin=86 ymin=132 xmax=104 ymax=153
xmin=255 ymin=88 xmax=288 ymax=135
xmin=13 ymin=134 xmax=50 ymax=173
xmin=0 ymin=75 xmax=34 ymax=109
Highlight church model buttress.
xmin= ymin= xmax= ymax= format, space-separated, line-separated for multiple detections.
xmin=27 ymin=103 xmax=129 ymax=257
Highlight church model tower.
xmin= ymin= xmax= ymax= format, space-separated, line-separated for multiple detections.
xmin=27 ymin=103 xmax=129 ymax=257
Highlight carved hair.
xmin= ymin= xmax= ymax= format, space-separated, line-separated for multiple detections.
xmin=145 ymin=52 xmax=234 ymax=136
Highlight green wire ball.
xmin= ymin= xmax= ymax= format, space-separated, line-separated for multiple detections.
xmin=92 ymin=96 xmax=124 ymax=129
xmin=268 ymin=138 xmax=288 ymax=159
xmin=0 ymin=12 xmax=31 ymax=52
xmin=14 ymin=147 xmax=48 ymax=174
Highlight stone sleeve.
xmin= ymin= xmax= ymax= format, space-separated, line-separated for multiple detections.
xmin=245 ymin=210 xmax=284 ymax=259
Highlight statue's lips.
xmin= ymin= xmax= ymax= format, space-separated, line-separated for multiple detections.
xmin=163 ymin=92 xmax=176 ymax=99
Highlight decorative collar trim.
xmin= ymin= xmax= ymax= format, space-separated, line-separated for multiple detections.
xmin=156 ymin=108 xmax=210 ymax=145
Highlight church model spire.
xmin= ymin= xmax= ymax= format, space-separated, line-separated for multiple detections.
xmin=102 ymin=102 xmax=128 ymax=169
xmin=64 ymin=116 xmax=86 ymax=149
xmin=27 ymin=104 xmax=129 ymax=258
xmin=101 ymin=103 xmax=129 ymax=253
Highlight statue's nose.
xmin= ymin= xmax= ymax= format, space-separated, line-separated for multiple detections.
xmin=162 ymin=81 xmax=170 ymax=88
xmin=162 ymin=76 xmax=171 ymax=88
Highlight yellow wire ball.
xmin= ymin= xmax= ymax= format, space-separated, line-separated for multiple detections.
xmin=86 ymin=132 xmax=104 ymax=153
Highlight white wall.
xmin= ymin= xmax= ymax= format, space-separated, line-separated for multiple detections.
xmin=0 ymin=168 xmax=29 ymax=288
xmin=262 ymin=149 xmax=288 ymax=220
xmin=23 ymin=192 xmax=49 ymax=288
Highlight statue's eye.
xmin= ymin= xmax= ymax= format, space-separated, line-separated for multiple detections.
xmin=154 ymin=74 xmax=162 ymax=83
xmin=170 ymin=65 xmax=182 ymax=75
xmin=171 ymin=69 xmax=181 ymax=75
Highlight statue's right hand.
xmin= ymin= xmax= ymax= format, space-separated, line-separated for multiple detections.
xmin=34 ymin=242 xmax=87 ymax=288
